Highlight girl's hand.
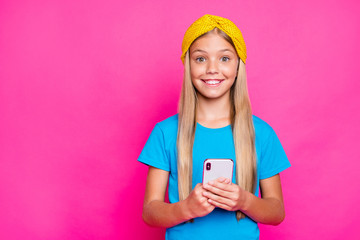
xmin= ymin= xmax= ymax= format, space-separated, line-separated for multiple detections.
xmin=202 ymin=177 xmax=249 ymax=211
xmin=184 ymin=183 xmax=215 ymax=218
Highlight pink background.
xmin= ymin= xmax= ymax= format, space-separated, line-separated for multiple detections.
xmin=1 ymin=0 xmax=359 ymax=239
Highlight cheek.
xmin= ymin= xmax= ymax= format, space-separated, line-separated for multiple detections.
xmin=190 ymin=63 xmax=205 ymax=78
xmin=222 ymin=64 xmax=238 ymax=77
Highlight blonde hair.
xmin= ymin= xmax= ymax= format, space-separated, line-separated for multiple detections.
xmin=177 ymin=28 xmax=257 ymax=221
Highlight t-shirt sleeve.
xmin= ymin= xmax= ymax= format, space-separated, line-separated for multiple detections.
xmin=137 ymin=123 xmax=170 ymax=171
xmin=259 ymin=126 xmax=291 ymax=179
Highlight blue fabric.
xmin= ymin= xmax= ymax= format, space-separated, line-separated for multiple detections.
xmin=138 ymin=114 xmax=291 ymax=240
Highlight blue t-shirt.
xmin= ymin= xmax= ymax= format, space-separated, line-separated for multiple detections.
xmin=138 ymin=114 xmax=291 ymax=240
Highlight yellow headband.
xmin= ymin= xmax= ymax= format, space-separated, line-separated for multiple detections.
xmin=181 ymin=14 xmax=247 ymax=65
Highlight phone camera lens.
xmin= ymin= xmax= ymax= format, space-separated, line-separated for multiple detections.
xmin=206 ymin=162 xmax=211 ymax=170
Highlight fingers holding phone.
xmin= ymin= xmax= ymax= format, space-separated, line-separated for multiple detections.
xmin=203 ymin=177 xmax=249 ymax=212
xmin=201 ymin=158 xmax=248 ymax=211
xmin=184 ymin=183 xmax=215 ymax=219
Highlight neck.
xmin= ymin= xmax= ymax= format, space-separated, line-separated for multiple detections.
xmin=196 ymin=92 xmax=232 ymax=127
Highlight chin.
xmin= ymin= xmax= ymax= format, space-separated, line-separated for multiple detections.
xmin=199 ymin=92 xmax=228 ymax=100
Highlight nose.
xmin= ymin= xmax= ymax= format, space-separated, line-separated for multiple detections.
xmin=206 ymin=59 xmax=219 ymax=74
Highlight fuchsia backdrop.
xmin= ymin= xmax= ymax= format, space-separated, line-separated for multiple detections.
xmin=1 ymin=0 xmax=359 ymax=239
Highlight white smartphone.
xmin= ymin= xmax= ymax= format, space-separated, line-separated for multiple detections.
xmin=202 ymin=158 xmax=234 ymax=184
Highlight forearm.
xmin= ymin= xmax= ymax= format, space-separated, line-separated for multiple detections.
xmin=242 ymin=192 xmax=285 ymax=225
xmin=142 ymin=199 xmax=191 ymax=228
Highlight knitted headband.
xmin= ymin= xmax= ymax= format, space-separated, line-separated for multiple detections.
xmin=180 ymin=14 xmax=247 ymax=65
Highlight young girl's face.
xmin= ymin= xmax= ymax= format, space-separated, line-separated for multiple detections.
xmin=189 ymin=31 xmax=239 ymax=101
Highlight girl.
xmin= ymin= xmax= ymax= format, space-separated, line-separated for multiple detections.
xmin=138 ymin=14 xmax=291 ymax=239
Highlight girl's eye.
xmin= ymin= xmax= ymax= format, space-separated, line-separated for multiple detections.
xmin=196 ymin=57 xmax=205 ymax=62
xmin=221 ymin=56 xmax=230 ymax=62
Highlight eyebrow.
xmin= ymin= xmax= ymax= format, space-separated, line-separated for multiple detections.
xmin=191 ymin=49 xmax=234 ymax=54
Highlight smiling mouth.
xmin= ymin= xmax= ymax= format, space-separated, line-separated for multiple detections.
xmin=201 ymin=79 xmax=224 ymax=86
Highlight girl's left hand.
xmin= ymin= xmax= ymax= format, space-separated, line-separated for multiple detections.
xmin=202 ymin=177 xmax=249 ymax=211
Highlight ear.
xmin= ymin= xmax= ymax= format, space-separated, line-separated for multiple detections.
xmin=236 ymin=58 xmax=240 ymax=76
xmin=234 ymin=58 xmax=241 ymax=82
xmin=185 ymin=49 xmax=190 ymax=65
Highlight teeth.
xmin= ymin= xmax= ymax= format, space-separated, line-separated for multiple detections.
xmin=205 ymin=80 xmax=221 ymax=85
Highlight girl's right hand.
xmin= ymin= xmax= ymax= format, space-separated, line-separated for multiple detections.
xmin=184 ymin=183 xmax=215 ymax=219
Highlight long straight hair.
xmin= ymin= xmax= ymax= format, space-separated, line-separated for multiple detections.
xmin=177 ymin=28 xmax=257 ymax=221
